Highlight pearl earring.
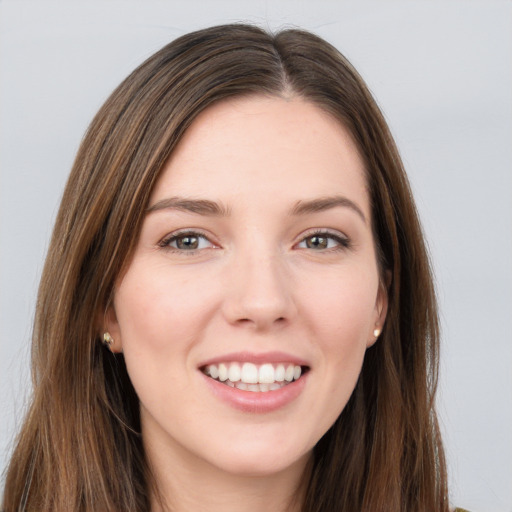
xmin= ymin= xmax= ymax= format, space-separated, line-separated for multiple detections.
xmin=103 ymin=332 xmax=114 ymax=349
xmin=373 ymin=328 xmax=381 ymax=338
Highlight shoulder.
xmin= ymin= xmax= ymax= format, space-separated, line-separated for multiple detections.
xmin=453 ymin=508 xmax=471 ymax=512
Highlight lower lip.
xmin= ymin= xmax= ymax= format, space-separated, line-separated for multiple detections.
xmin=200 ymin=372 xmax=308 ymax=413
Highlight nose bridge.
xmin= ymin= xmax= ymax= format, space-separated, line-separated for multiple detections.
xmin=223 ymin=235 xmax=294 ymax=329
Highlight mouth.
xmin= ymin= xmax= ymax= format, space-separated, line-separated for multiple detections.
xmin=200 ymin=362 xmax=309 ymax=393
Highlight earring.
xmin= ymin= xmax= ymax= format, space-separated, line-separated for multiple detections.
xmin=373 ymin=328 xmax=381 ymax=338
xmin=103 ymin=332 xmax=114 ymax=349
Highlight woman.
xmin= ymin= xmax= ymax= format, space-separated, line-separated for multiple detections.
xmin=2 ymin=23 xmax=462 ymax=511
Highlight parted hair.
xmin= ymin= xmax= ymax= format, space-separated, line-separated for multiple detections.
xmin=2 ymin=24 xmax=448 ymax=511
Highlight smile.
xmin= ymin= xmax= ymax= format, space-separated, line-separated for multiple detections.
xmin=201 ymin=362 xmax=306 ymax=392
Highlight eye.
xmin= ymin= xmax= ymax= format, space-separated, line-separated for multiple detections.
xmin=296 ymin=231 xmax=350 ymax=251
xmin=160 ymin=231 xmax=214 ymax=252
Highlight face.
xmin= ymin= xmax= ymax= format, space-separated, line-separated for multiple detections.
xmin=106 ymin=95 xmax=387 ymax=479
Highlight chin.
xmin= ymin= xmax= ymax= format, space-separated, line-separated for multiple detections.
xmin=205 ymin=443 xmax=311 ymax=478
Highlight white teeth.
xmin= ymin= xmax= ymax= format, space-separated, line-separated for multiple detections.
xmin=275 ymin=364 xmax=285 ymax=382
xmin=203 ymin=361 xmax=305 ymax=390
xmin=241 ymin=363 xmax=258 ymax=384
xmin=237 ymin=381 xmax=281 ymax=392
xmin=258 ymin=363 xmax=275 ymax=384
xmin=218 ymin=363 xmax=228 ymax=382
xmin=207 ymin=365 xmax=219 ymax=379
xmin=228 ymin=363 xmax=241 ymax=382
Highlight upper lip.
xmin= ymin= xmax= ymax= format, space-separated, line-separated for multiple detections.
xmin=198 ymin=351 xmax=310 ymax=368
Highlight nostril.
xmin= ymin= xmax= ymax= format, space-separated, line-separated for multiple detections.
xmin=234 ymin=316 xmax=287 ymax=327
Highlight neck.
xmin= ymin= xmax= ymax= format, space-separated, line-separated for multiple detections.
xmin=145 ymin=437 xmax=311 ymax=512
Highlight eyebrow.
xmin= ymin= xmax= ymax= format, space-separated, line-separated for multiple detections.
xmin=146 ymin=197 xmax=231 ymax=216
xmin=147 ymin=195 xmax=366 ymax=223
xmin=291 ymin=196 xmax=366 ymax=223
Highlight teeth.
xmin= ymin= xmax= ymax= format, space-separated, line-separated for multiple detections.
xmin=275 ymin=364 xmax=285 ymax=382
xmin=258 ymin=363 xmax=274 ymax=383
xmin=208 ymin=364 xmax=219 ymax=379
xmin=241 ymin=363 xmax=258 ymax=384
xmin=236 ymin=381 xmax=280 ymax=392
xmin=204 ymin=361 xmax=304 ymax=389
xmin=218 ymin=363 xmax=228 ymax=382
xmin=228 ymin=363 xmax=241 ymax=382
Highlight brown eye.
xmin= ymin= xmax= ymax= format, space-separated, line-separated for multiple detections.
xmin=161 ymin=232 xmax=213 ymax=252
xmin=175 ymin=235 xmax=199 ymax=250
xmin=297 ymin=231 xmax=350 ymax=251
xmin=305 ymin=235 xmax=328 ymax=249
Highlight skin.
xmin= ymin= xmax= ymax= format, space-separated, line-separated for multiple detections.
xmin=106 ymin=95 xmax=387 ymax=512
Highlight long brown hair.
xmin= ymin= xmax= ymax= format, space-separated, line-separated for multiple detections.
xmin=2 ymin=24 xmax=448 ymax=511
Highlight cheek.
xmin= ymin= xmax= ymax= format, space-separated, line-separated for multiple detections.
xmin=298 ymin=267 xmax=378 ymax=407
xmin=300 ymin=267 xmax=378 ymax=343
xmin=115 ymin=262 xmax=217 ymax=351
xmin=113 ymin=265 xmax=216 ymax=412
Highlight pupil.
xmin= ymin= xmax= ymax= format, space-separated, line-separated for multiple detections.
xmin=307 ymin=236 xmax=327 ymax=249
xmin=177 ymin=236 xmax=198 ymax=250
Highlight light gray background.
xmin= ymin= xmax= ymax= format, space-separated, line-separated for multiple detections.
xmin=1 ymin=2 xmax=511 ymax=511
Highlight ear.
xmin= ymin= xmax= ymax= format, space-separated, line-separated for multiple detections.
xmin=367 ymin=272 xmax=390 ymax=348
xmin=98 ymin=300 xmax=123 ymax=353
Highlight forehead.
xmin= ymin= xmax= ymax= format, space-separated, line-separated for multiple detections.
xmin=151 ymin=95 xmax=369 ymax=213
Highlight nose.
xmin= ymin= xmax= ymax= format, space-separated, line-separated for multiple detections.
xmin=221 ymin=249 xmax=296 ymax=331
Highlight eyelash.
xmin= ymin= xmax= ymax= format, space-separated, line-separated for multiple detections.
xmin=158 ymin=229 xmax=351 ymax=254
xmin=296 ymin=229 xmax=351 ymax=252
xmin=158 ymin=230 xmax=214 ymax=254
